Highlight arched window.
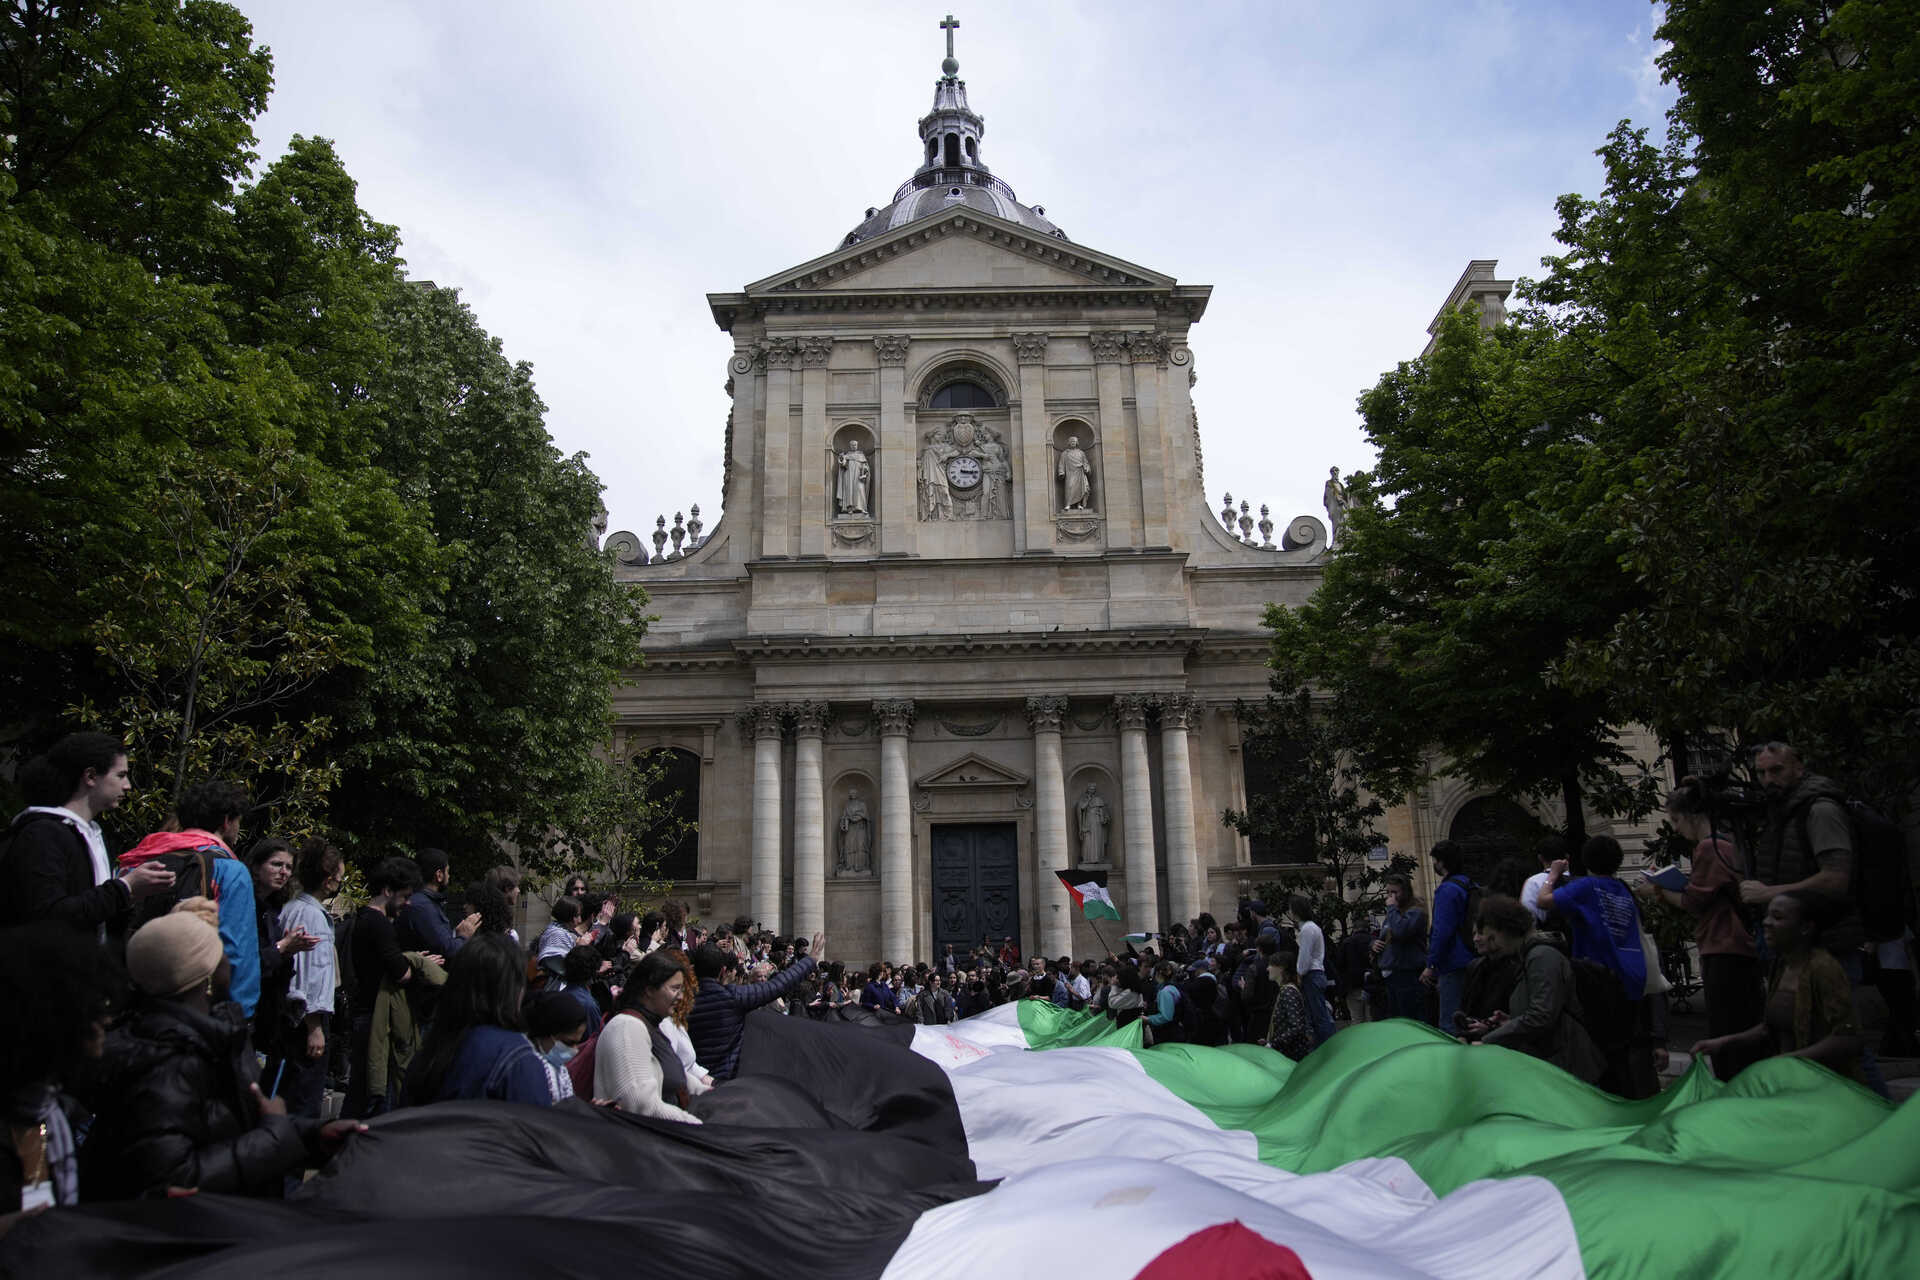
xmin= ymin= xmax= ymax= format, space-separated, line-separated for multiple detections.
xmin=639 ymin=748 xmax=701 ymax=883
xmin=929 ymin=380 xmax=998 ymax=409
xmin=1239 ymin=732 xmax=1312 ymax=864
xmin=965 ymin=137 xmax=977 ymax=161
xmin=944 ymin=132 xmax=961 ymax=166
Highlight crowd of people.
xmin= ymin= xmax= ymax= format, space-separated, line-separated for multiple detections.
xmin=3 ymin=732 xmax=1909 ymax=1220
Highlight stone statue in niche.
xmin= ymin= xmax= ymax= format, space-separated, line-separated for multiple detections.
xmin=836 ymin=786 xmax=873 ymax=876
xmin=1058 ymin=435 xmax=1094 ymax=511
xmin=919 ymin=425 xmax=956 ymax=521
xmin=835 ymin=442 xmax=871 ymax=517
xmin=1075 ymin=783 xmax=1110 ymax=866
xmin=918 ymin=415 xmax=1011 ymax=522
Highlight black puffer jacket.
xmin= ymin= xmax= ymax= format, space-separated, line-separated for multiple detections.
xmin=79 ymin=1000 xmax=316 ymax=1200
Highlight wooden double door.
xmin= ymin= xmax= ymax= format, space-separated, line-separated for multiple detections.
xmin=930 ymin=822 xmax=1020 ymax=957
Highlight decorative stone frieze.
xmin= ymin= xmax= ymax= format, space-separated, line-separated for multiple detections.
xmin=1126 ymin=331 xmax=1168 ymax=365
xmin=762 ymin=337 xmax=799 ymax=369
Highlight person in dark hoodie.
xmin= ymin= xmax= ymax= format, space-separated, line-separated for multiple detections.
xmin=687 ymin=932 xmax=824 ymax=1081
xmin=78 ymin=904 xmax=363 ymax=1200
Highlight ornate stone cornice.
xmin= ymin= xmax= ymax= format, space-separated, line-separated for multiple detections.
xmin=740 ymin=702 xmax=787 ymax=739
xmin=1112 ymin=693 xmax=1153 ymax=732
xmin=800 ymin=336 xmax=833 ymax=368
xmin=1127 ymin=331 xmax=1168 ymax=365
xmin=790 ymin=699 xmax=829 ymax=737
xmin=873 ymin=334 xmax=910 ymax=366
xmin=730 ymin=627 xmax=1208 ymax=663
xmin=873 ymin=699 xmax=916 ymax=736
xmin=1025 ymin=694 xmax=1068 ymax=734
xmin=1088 ymin=331 xmax=1128 ymax=363
xmin=763 ymin=337 xmax=798 ymax=370
xmin=1012 ymin=332 xmax=1049 ymax=364
xmin=1154 ymin=692 xmax=1198 ymax=729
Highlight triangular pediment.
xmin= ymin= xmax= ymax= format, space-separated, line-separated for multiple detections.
xmin=744 ymin=210 xmax=1176 ymax=296
xmin=915 ymin=751 xmax=1032 ymax=790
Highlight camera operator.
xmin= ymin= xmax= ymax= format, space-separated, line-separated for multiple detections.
xmin=1739 ymin=742 xmax=1888 ymax=1097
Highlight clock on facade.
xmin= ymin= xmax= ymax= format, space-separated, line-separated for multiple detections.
xmin=945 ymin=455 xmax=982 ymax=491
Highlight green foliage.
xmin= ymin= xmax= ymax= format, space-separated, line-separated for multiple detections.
xmin=1225 ymin=622 xmax=1405 ymax=940
xmin=523 ymin=751 xmax=695 ymax=902
xmin=1 ymin=1 xmax=654 ymax=862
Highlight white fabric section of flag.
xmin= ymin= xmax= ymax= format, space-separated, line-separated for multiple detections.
xmin=903 ymin=1006 xmax=1587 ymax=1280
xmin=1071 ymin=878 xmax=1117 ymax=911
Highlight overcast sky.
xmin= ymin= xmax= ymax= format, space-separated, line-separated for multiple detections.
xmin=238 ymin=0 xmax=1675 ymax=543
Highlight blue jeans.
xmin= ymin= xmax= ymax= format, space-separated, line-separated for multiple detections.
xmin=1301 ymin=970 xmax=1336 ymax=1045
xmin=1437 ymin=968 xmax=1467 ymax=1036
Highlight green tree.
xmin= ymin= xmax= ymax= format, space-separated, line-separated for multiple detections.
xmin=1225 ymin=614 xmax=1405 ymax=940
xmin=529 ymin=750 xmax=694 ymax=904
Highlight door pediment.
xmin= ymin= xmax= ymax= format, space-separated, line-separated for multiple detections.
xmin=915 ymin=751 xmax=1032 ymax=790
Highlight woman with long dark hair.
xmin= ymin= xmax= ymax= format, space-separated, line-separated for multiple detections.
xmin=592 ymin=949 xmax=701 ymax=1123
xmin=403 ymin=932 xmax=551 ymax=1107
xmin=245 ymin=839 xmax=316 ymax=1054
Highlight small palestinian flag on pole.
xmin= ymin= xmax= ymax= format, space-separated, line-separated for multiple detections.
xmin=1055 ymin=867 xmax=1121 ymax=922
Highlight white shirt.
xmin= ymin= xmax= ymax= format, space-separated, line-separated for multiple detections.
xmin=1297 ymin=920 xmax=1326 ymax=975
xmin=25 ymin=806 xmax=109 ymax=886
xmin=1069 ymin=973 xmax=1092 ymax=1000
xmin=1521 ymin=871 xmax=1553 ymax=923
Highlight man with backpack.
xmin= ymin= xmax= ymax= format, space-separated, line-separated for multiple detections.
xmin=2 ymin=733 xmax=174 ymax=937
xmin=1741 ymin=742 xmax=1892 ymax=1097
xmin=117 ymin=780 xmax=261 ymax=1018
xmin=1422 ymin=840 xmax=1480 ymax=1035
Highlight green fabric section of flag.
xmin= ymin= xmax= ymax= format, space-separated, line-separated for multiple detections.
xmin=1053 ymin=869 xmax=1122 ymax=922
xmin=1014 ymin=1012 xmax=1920 ymax=1278
xmin=1015 ymin=998 xmax=1143 ymax=1049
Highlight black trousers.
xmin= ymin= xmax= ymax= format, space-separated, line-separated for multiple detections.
xmin=1701 ymin=953 xmax=1765 ymax=1080
xmin=262 ymin=1015 xmax=330 ymax=1119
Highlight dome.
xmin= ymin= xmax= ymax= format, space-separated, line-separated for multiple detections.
xmin=838 ymin=23 xmax=1067 ymax=249
xmin=842 ymin=172 xmax=1067 ymax=247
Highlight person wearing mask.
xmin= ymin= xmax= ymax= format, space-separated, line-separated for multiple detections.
xmin=80 ymin=904 xmax=364 ymax=1198
xmin=1467 ymin=896 xmax=1605 ymax=1083
xmin=345 ymin=857 xmax=427 ymax=1119
xmin=1691 ymin=892 xmax=1863 ymax=1083
xmin=267 ymin=841 xmax=342 ymax=1121
xmin=244 ymin=839 xmax=317 ymax=1055
xmin=558 ymin=945 xmax=605 ymax=1036
xmin=593 ymin=950 xmax=703 ymax=1123
xmin=525 ymin=993 xmax=590 ymax=1104
xmin=2 ymin=733 xmax=173 ymax=936
xmin=403 ymin=932 xmax=552 ymax=1108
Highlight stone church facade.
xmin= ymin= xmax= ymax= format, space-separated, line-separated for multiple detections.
xmin=602 ymin=34 xmax=1655 ymax=962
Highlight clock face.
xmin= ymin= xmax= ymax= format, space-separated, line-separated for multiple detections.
xmin=946 ymin=456 xmax=982 ymax=490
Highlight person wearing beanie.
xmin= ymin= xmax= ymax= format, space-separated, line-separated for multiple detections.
xmin=77 ymin=908 xmax=365 ymax=1200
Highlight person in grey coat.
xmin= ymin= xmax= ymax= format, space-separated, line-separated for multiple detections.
xmin=1466 ymin=895 xmax=1605 ymax=1084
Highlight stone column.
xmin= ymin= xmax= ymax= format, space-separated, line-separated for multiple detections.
xmin=1090 ymin=331 xmax=1140 ymax=548
xmin=1027 ymin=694 xmax=1071 ymax=961
xmin=874 ymin=699 xmax=915 ymax=962
xmin=798 ymin=337 xmax=833 ymax=557
xmin=744 ymin=703 xmax=787 ymax=931
xmin=1012 ymin=332 xmax=1050 ymax=554
xmin=790 ymin=700 xmax=828 ymax=938
xmin=1157 ymin=692 xmax=1202 ymax=929
xmin=759 ymin=339 xmax=797 ymax=558
xmin=875 ymin=336 xmax=911 ymax=552
xmin=1129 ymin=332 xmax=1170 ymax=548
xmin=1113 ymin=693 xmax=1159 ymax=931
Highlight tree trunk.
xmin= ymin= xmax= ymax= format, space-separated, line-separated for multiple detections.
xmin=1560 ymin=770 xmax=1588 ymax=854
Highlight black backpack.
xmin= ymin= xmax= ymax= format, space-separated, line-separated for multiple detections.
xmin=1799 ymin=797 xmax=1915 ymax=942
xmin=128 ymin=846 xmax=223 ymax=932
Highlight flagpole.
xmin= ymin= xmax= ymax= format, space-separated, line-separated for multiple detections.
xmin=1087 ymin=915 xmax=1113 ymax=956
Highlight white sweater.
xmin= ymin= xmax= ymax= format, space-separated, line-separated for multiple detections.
xmin=594 ymin=1016 xmax=701 ymax=1124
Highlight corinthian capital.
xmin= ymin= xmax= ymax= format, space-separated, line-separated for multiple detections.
xmin=790 ymin=700 xmax=830 ymax=737
xmin=873 ymin=334 xmax=910 ymax=366
xmin=1012 ymin=332 xmax=1050 ymax=364
xmin=1127 ymin=331 xmax=1168 ymax=365
xmin=800 ymin=336 xmax=833 ymax=368
xmin=740 ymin=703 xmax=787 ymax=740
xmin=1088 ymin=331 xmax=1128 ymax=363
xmin=1025 ymin=695 xmax=1069 ymax=734
xmin=1154 ymin=692 xmax=1197 ymax=729
xmin=873 ymin=699 xmax=916 ymax=736
xmin=763 ymin=337 xmax=799 ymax=369
xmin=1111 ymin=693 xmax=1153 ymax=732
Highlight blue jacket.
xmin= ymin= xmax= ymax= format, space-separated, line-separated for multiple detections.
xmin=207 ymin=857 xmax=261 ymax=1018
xmin=1427 ymin=875 xmax=1476 ymax=975
xmin=431 ymin=1025 xmax=553 ymax=1107
xmin=688 ymin=956 xmax=817 ymax=1081
xmin=1381 ymin=903 xmax=1428 ymax=975
xmin=397 ymin=887 xmax=464 ymax=958
xmin=859 ymin=979 xmax=898 ymax=1012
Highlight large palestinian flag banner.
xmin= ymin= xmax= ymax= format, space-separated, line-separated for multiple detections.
xmin=7 ymin=1004 xmax=1914 ymax=1278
